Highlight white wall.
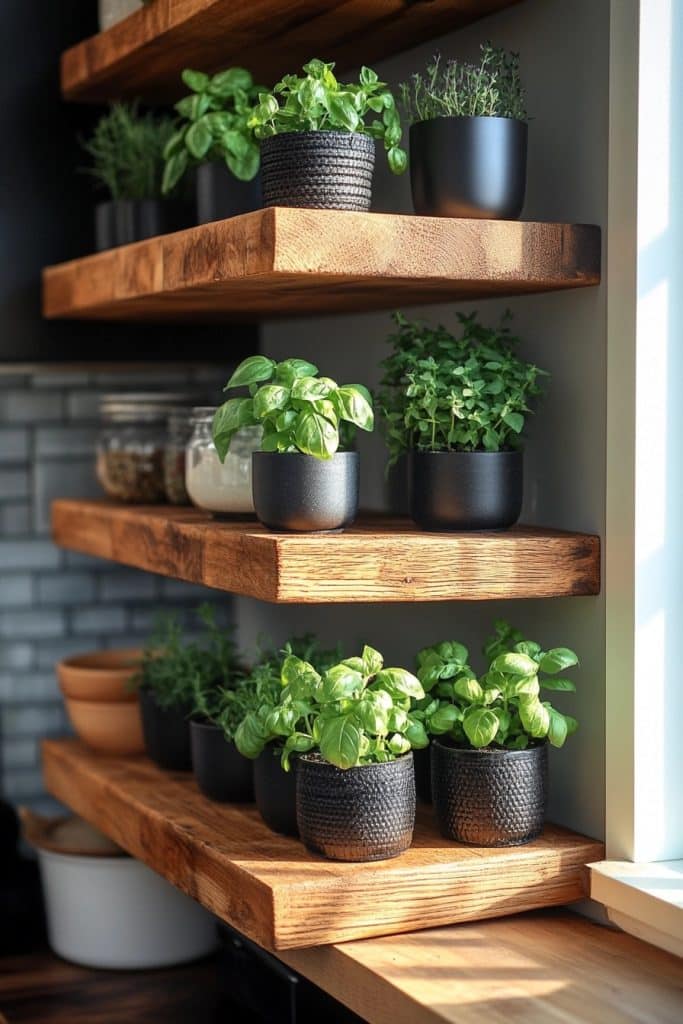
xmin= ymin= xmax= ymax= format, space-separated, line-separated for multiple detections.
xmin=236 ymin=0 xmax=609 ymax=840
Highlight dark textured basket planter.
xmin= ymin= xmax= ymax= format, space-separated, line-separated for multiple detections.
xmin=254 ymin=746 xmax=298 ymax=836
xmin=252 ymin=451 xmax=359 ymax=533
xmin=413 ymin=744 xmax=432 ymax=803
xmin=195 ymin=162 xmax=262 ymax=224
xmin=190 ymin=720 xmax=254 ymax=803
xmin=297 ymin=753 xmax=415 ymax=862
xmin=410 ymin=116 xmax=527 ymax=219
xmin=431 ymin=740 xmax=547 ymax=846
xmin=411 ymin=450 xmax=523 ymax=531
xmin=139 ymin=687 xmax=192 ymax=771
xmin=94 ymin=199 xmax=192 ymax=251
xmin=260 ymin=131 xmax=375 ymax=211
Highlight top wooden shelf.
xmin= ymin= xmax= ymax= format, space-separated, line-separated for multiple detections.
xmin=61 ymin=0 xmax=523 ymax=103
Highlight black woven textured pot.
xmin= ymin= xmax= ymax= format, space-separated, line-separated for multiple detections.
xmin=252 ymin=451 xmax=359 ymax=532
xmin=411 ymin=450 xmax=523 ymax=531
xmin=410 ymin=116 xmax=527 ymax=219
xmin=190 ymin=720 xmax=254 ymax=803
xmin=94 ymin=199 xmax=191 ymax=251
xmin=413 ymin=744 xmax=432 ymax=804
xmin=254 ymin=746 xmax=298 ymax=836
xmin=431 ymin=740 xmax=547 ymax=846
xmin=297 ymin=753 xmax=415 ymax=862
xmin=195 ymin=162 xmax=262 ymax=223
xmin=139 ymin=687 xmax=192 ymax=771
xmin=260 ymin=131 xmax=375 ymax=210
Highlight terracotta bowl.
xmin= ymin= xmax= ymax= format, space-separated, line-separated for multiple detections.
xmin=57 ymin=649 xmax=143 ymax=703
xmin=64 ymin=697 xmax=145 ymax=755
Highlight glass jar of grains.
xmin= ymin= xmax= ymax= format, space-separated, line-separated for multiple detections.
xmin=185 ymin=407 xmax=261 ymax=517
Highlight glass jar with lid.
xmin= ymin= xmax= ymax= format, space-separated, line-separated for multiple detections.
xmin=185 ymin=407 xmax=261 ymax=517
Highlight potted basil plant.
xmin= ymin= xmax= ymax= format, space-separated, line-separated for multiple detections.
xmin=162 ymin=67 xmax=263 ymax=223
xmin=248 ymin=58 xmax=407 ymax=210
xmin=417 ymin=621 xmax=579 ymax=847
xmin=379 ymin=310 xmax=546 ymax=530
xmin=400 ymin=44 xmax=528 ymax=218
xmin=213 ymin=355 xmax=374 ymax=532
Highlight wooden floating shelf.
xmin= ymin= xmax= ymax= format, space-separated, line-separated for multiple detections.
xmin=51 ymin=501 xmax=601 ymax=604
xmin=42 ymin=209 xmax=601 ymax=323
xmin=43 ymin=739 xmax=604 ymax=951
xmin=61 ymin=0 xmax=523 ymax=103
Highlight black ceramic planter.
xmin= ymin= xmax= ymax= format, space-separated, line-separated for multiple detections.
xmin=190 ymin=720 xmax=254 ymax=803
xmin=410 ymin=116 xmax=527 ymax=219
xmin=431 ymin=740 xmax=547 ymax=846
xmin=195 ymin=163 xmax=262 ymax=224
xmin=139 ymin=687 xmax=192 ymax=771
xmin=252 ymin=451 xmax=359 ymax=533
xmin=94 ymin=199 xmax=191 ymax=252
xmin=254 ymin=746 xmax=298 ymax=836
xmin=411 ymin=450 xmax=523 ymax=531
xmin=260 ymin=131 xmax=375 ymax=211
xmin=297 ymin=753 xmax=415 ymax=862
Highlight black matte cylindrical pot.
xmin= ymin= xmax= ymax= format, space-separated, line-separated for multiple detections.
xmin=254 ymin=746 xmax=298 ymax=836
xmin=94 ymin=199 xmax=192 ymax=251
xmin=139 ymin=687 xmax=192 ymax=771
xmin=260 ymin=131 xmax=375 ymax=210
xmin=411 ymin=450 xmax=523 ymax=531
xmin=413 ymin=744 xmax=432 ymax=804
xmin=196 ymin=163 xmax=262 ymax=224
xmin=431 ymin=740 xmax=547 ymax=846
xmin=190 ymin=720 xmax=254 ymax=803
xmin=410 ymin=116 xmax=527 ymax=219
xmin=297 ymin=753 xmax=415 ymax=862
xmin=252 ymin=451 xmax=359 ymax=533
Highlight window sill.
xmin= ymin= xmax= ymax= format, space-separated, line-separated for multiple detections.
xmin=590 ymin=859 xmax=683 ymax=957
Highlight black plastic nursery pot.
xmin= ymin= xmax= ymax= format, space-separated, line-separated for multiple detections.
xmin=94 ymin=199 xmax=191 ymax=251
xmin=139 ymin=687 xmax=192 ymax=771
xmin=254 ymin=746 xmax=299 ymax=836
xmin=296 ymin=753 xmax=416 ymax=862
xmin=252 ymin=451 xmax=359 ymax=533
xmin=195 ymin=162 xmax=262 ymax=224
xmin=431 ymin=739 xmax=547 ymax=847
xmin=260 ymin=130 xmax=376 ymax=211
xmin=409 ymin=116 xmax=528 ymax=219
xmin=410 ymin=450 xmax=523 ymax=531
xmin=190 ymin=720 xmax=254 ymax=803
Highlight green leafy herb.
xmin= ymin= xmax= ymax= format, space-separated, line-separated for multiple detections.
xmin=81 ymin=101 xmax=177 ymax=200
xmin=248 ymin=58 xmax=407 ymax=175
xmin=212 ymin=355 xmax=374 ymax=462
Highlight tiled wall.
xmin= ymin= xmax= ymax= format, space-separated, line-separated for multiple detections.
xmin=0 ymin=365 xmax=233 ymax=813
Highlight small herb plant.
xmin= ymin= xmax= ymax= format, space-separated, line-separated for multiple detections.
xmin=81 ymin=102 xmax=177 ymax=200
xmin=248 ymin=59 xmax=407 ymax=175
xmin=212 ymin=355 xmax=374 ymax=462
xmin=379 ymin=310 xmax=546 ymax=466
xmin=413 ymin=621 xmax=579 ymax=751
xmin=162 ymin=67 xmax=262 ymax=193
xmin=400 ymin=44 xmax=527 ymax=124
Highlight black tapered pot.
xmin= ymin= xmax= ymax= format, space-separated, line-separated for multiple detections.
xmin=139 ymin=687 xmax=192 ymax=771
xmin=260 ymin=131 xmax=375 ymax=211
xmin=94 ymin=199 xmax=192 ymax=251
xmin=431 ymin=740 xmax=547 ymax=846
xmin=254 ymin=746 xmax=298 ymax=836
xmin=410 ymin=116 xmax=527 ymax=219
xmin=190 ymin=720 xmax=254 ymax=803
xmin=252 ymin=451 xmax=359 ymax=533
xmin=196 ymin=162 xmax=262 ymax=224
xmin=413 ymin=744 xmax=432 ymax=803
xmin=411 ymin=450 xmax=523 ymax=531
xmin=297 ymin=753 xmax=415 ymax=862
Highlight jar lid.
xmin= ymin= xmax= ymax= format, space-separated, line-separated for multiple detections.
xmin=100 ymin=393 xmax=201 ymax=424
xmin=191 ymin=406 xmax=217 ymax=423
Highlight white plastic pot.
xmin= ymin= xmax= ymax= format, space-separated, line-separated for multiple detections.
xmin=37 ymin=847 xmax=218 ymax=969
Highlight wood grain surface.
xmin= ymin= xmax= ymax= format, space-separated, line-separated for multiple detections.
xmin=42 ymin=739 xmax=604 ymax=952
xmin=42 ymin=210 xmax=601 ymax=322
xmin=51 ymin=500 xmax=601 ymax=603
xmin=61 ymin=0 xmax=522 ymax=103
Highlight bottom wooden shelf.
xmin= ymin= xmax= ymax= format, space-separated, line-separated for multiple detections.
xmin=42 ymin=740 xmax=604 ymax=952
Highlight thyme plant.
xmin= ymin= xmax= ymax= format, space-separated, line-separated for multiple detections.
xmin=81 ymin=102 xmax=177 ymax=200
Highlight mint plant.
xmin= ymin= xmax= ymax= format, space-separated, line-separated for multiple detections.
xmin=379 ymin=310 xmax=546 ymax=466
xmin=248 ymin=59 xmax=407 ymax=175
xmin=81 ymin=102 xmax=177 ymax=200
xmin=212 ymin=354 xmax=374 ymax=462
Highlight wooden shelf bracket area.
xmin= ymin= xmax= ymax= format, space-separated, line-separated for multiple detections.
xmin=51 ymin=501 xmax=601 ymax=604
xmin=42 ymin=210 xmax=601 ymax=323
xmin=42 ymin=739 xmax=605 ymax=951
